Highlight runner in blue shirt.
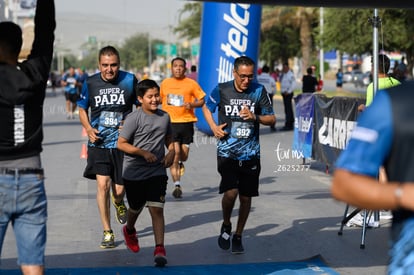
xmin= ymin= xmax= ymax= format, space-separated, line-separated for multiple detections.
xmin=77 ymin=45 xmax=138 ymax=249
xmin=332 ymin=81 xmax=414 ymax=274
xmin=61 ymin=66 xmax=80 ymax=119
xmin=203 ymin=56 xmax=276 ymax=254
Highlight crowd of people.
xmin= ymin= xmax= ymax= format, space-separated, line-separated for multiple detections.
xmin=3 ymin=1 xmax=414 ymax=274
xmin=0 ymin=1 xmax=275 ymax=268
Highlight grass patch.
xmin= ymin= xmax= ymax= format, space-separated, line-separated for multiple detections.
xmin=321 ymin=90 xmax=365 ymax=99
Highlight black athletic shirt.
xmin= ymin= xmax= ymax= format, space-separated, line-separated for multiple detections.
xmin=0 ymin=0 xmax=55 ymax=161
xmin=77 ymin=71 xmax=138 ymax=149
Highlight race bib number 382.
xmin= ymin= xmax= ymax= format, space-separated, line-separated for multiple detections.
xmin=231 ymin=121 xmax=254 ymax=139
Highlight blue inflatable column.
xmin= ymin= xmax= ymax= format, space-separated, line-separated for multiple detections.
xmin=195 ymin=3 xmax=262 ymax=136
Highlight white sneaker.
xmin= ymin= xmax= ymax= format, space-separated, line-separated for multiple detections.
xmin=380 ymin=210 xmax=393 ymax=220
xmin=346 ymin=212 xmax=379 ymax=228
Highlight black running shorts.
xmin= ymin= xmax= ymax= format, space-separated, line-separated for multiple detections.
xmin=217 ymin=156 xmax=261 ymax=197
xmin=65 ymin=92 xmax=79 ymax=103
xmin=83 ymin=147 xmax=124 ymax=185
xmin=171 ymin=122 xmax=194 ymax=145
xmin=123 ymin=175 xmax=168 ymax=210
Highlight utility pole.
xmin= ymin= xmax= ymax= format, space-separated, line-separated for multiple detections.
xmin=319 ymin=7 xmax=324 ymax=80
xmin=371 ymin=9 xmax=380 ymax=97
xmin=148 ymin=33 xmax=152 ymax=72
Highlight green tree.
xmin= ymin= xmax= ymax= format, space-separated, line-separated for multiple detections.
xmin=399 ymin=9 xmax=414 ymax=76
xmin=323 ymin=8 xmax=414 ymax=76
xmin=76 ymin=34 xmax=168 ymax=73
xmin=173 ymin=4 xmax=317 ymax=74
xmin=261 ymin=6 xmax=319 ymax=74
xmin=323 ymin=9 xmax=375 ymax=55
xmin=80 ymin=50 xmax=99 ymax=72
xmin=62 ymin=54 xmax=79 ymax=71
xmin=119 ymin=33 xmax=152 ymax=72
xmin=260 ymin=6 xmax=301 ymax=66
xmin=173 ymin=2 xmax=202 ymax=40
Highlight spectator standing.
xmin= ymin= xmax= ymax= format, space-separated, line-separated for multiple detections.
xmin=77 ymin=46 xmax=138 ymax=249
xmin=187 ymin=65 xmax=198 ymax=81
xmin=50 ymin=71 xmax=57 ymax=94
xmin=118 ymin=79 xmax=175 ymax=267
xmin=345 ymin=54 xmax=401 ymax=226
xmin=279 ymin=62 xmax=296 ymax=131
xmin=310 ymin=65 xmax=317 ymax=77
xmin=336 ymin=68 xmax=343 ymax=91
xmin=0 ymin=0 xmax=55 ymax=274
xmin=302 ymin=67 xmax=318 ymax=93
xmin=316 ymin=74 xmax=324 ymax=92
xmin=359 ymin=54 xmax=400 ymax=112
xmin=202 ymin=56 xmax=276 ymax=254
xmin=160 ymin=57 xmax=206 ymax=199
xmin=331 ymin=81 xmax=414 ymax=274
xmin=391 ymin=60 xmax=399 ymax=79
xmin=76 ymin=66 xmax=88 ymax=94
xmin=272 ymin=68 xmax=281 ymax=92
xmin=396 ymin=56 xmax=407 ymax=82
xmin=61 ymin=66 xmax=79 ymax=119
xmin=256 ymin=65 xmax=277 ymax=131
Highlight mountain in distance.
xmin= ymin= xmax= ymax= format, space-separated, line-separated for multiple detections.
xmin=55 ymin=11 xmax=176 ymax=55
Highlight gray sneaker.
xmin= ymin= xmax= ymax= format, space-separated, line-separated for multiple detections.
xmin=111 ymin=193 xmax=127 ymax=224
xmin=172 ymin=185 xmax=182 ymax=199
xmin=100 ymin=230 xmax=115 ymax=249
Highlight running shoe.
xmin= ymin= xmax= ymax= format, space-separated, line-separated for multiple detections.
xmin=346 ymin=212 xmax=379 ymax=228
xmin=111 ymin=193 xmax=127 ymax=224
xmin=231 ymin=234 xmax=244 ymax=254
xmin=380 ymin=210 xmax=393 ymax=220
xmin=100 ymin=230 xmax=115 ymax=249
xmin=218 ymin=223 xmax=231 ymax=250
xmin=154 ymin=245 xmax=168 ymax=267
xmin=179 ymin=161 xmax=185 ymax=176
xmin=122 ymin=225 xmax=140 ymax=253
xmin=172 ymin=185 xmax=182 ymax=199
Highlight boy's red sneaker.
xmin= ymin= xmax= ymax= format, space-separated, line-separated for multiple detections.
xmin=122 ymin=225 xmax=139 ymax=253
xmin=154 ymin=245 xmax=167 ymax=267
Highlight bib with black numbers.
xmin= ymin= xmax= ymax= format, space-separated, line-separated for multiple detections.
xmin=231 ymin=121 xmax=254 ymax=139
xmin=99 ymin=111 xmax=123 ymax=128
xmin=167 ymin=94 xmax=184 ymax=106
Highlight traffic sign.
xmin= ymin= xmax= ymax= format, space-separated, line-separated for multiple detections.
xmin=155 ymin=43 xmax=177 ymax=56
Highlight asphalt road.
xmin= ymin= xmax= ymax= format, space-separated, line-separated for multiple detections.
xmin=1 ymin=88 xmax=389 ymax=274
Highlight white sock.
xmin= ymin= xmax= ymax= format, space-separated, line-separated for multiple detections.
xmin=174 ymin=181 xmax=181 ymax=186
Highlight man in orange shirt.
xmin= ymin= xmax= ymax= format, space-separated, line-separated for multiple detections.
xmin=160 ymin=57 xmax=206 ymax=198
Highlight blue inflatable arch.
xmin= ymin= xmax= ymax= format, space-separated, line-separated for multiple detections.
xmin=195 ymin=3 xmax=262 ymax=136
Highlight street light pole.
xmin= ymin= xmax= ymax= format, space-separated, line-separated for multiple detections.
xmin=148 ymin=33 xmax=152 ymax=71
xmin=371 ymin=9 xmax=380 ymax=97
xmin=319 ymin=7 xmax=324 ymax=80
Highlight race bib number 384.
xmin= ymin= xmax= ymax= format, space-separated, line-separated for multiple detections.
xmin=99 ymin=111 xmax=122 ymax=128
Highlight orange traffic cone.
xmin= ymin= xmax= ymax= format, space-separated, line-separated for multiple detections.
xmin=80 ymin=143 xmax=88 ymax=159
xmin=81 ymin=127 xmax=87 ymax=137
